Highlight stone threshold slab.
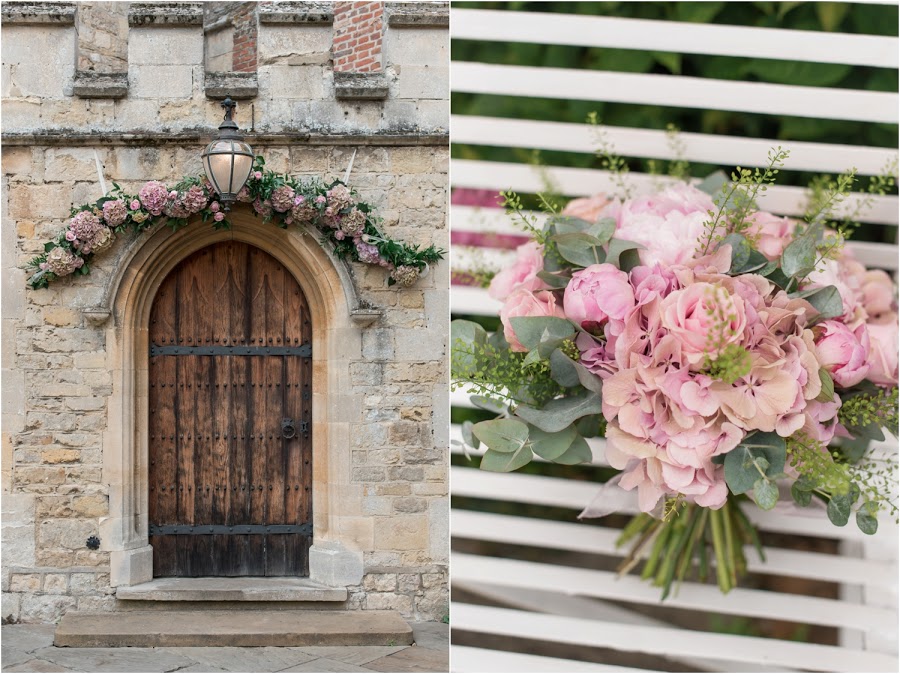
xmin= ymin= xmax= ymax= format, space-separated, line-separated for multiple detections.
xmin=116 ymin=576 xmax=348 ymax=602
xmin=54 ymin=609 xmax=414 ymax=648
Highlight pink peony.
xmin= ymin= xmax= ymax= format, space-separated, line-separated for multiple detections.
xmin=500 ymin=289 xmax=566 ymax=352
xmin=315 ymin=195 xmax=327 ymax=204
xmin=102 ymin=199 xmax=127 ymax=227
xmin=561 ymin=194 xmax=614 ymax=223
xmin=614 ymin=183 xmax=715 ymax=267
xmin=747 ymin=211 xmax=798 ymax=260
xmin=139 ymin=181 xmax=169 ymax=216
xmin=815 ymin=320 xmax=870 ymax=388
xmin=865 ymin=315 xmax=898 ymax=386
xmin=488 ymin=241 xmax=546 ymax=302
xmin=659 ymin=282 xmax=746 ymax=366
xmin=564 ymin=263 xmax=634 ymax=330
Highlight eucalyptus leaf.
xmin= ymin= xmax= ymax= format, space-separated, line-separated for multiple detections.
xmin=588 ymin=217 xmax=617 ymax=245
xmin=826 ymin=493 xmax=852 ymax=527
xmin=781 ymin=231 xmax=818 ymax=278
xmin=509 ymin=317 xmax=576 ymax=351
xmin=732 ymin=249 xmax=770 ymax=275
xmin=480 ymin=446 xmax=534 ymax=472
xmin=536 ymin=270 xmax=571 ymax=289
xmin=723 ymin=432 xmax=786 ymax=495
xmin=451 ymin=320 xmax=488 ymax=377
xmin=816 ymin=368 xmax=835 ymax=403
xmin=528 ymin=424 xmax=577 ymax=460
xmin=753 ymin=478 xmax=779 ymax=510
xmin=549 ymin=348 xmax=580 ymax=387
xmin=552 ymin=435 xmax=593 ymax=465
xmin=856 ymin=508 xmax=878 ymax=535
xmin=470 ymin=395 xmax=508 ymax=415
xmin=542 ymin=244 xmax=567 ymax=272
xmin=619 ymin=248 xmax=643 ymax=273
xmin=553 ymin=232 xmax=606 ymax=268
xmin=471 ymin=419 xmax=529 ymax=453
xmin=796 ymin=285 xmax=844 ymax=321
xmin=461 ymin=420 xmax=479 ymax=450
xmin=522 ymin=348 xmax=544 ymax=366
xmin=696 ymin=170 xmax=728 ymax=196
xmin=605 ymin=238 xmax=644 ymax=268
xmin=549 ymin=215 xmax=595 ymax=235
xmin=763 ymin=266 xmax=792 ymax=290
xmin=515 ymin=392 xmax=604 ymax=433
xmin=790 ymin=482 xmax=812 ymax=507
xmin=719 ymin=233 xmax=751 ymax=272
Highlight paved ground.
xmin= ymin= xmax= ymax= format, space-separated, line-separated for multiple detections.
xmin=1 ymin=622 xmax=449 ymax=673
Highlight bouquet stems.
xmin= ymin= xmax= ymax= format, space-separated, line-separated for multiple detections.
xmin=616 ymin=497 xmax=764 ymax=599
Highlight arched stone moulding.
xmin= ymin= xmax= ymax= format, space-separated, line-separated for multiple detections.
xmin=98 ymin=207 xmax=377 ymax=587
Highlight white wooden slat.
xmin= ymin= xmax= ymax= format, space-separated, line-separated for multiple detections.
xmin=452 ymin=10 xmax=900 ymax=69
xmin=450 ymin=284 xmax=502 ymax=316
xmin=451 ymin=510 xmax=898 ymax=588
xmin=451 ymin=603 xmax=900 ymax=673
xmin=453 ymin=62 xmax=900 ymax=124
xmin=452 ymin=552 xmax=895 ymax=633
xmin=450 ymin=465 xmax=890 ymax=541
xmin=451 ymin=159 xmax=900 ymax=226
xmin=451 ymin=115 xmax=899 ymax=176
xmin=451 ymin=645 xmax=652 ymax=673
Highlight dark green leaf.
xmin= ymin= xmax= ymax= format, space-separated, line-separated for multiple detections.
xmin=826 ymin=493 xmax=852 ymax=527
xmin=605 ymin=238 xmax=643 ymax=268
xmin=480 ymin=446 xmax=533 ymax=472
xmin=856 ymin=501 xmax=878 ymax=535
xmin=515 ymin=392 xmax=603 ymax=433
xmin=790 ymin=482 xmax=812 ymax=506
xmin=472 ymin=419 xmax=529 ymax=453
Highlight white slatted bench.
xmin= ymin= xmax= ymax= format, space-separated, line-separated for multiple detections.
xmin=450 ymin=6 xmax=899 ymax=672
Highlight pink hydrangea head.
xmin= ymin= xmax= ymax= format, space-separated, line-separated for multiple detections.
xmin=326 ymin=184 xmax=353 ymax=211
xmin=236 ymin=186 xmax=252 ymax=203
xmin=865 ymin=315 xmax=898 ymax=386
xmin=340 ymin=208 xmax=367 ymax=237
xmin=139 ymin=181 xmax=169 ymax=216
xmin=69 ymin=211 xmax=103 ymax=241
xmin=252 ymin=198 xmax=273 ymax=218
xmin=500 ymin=289 xmax=566 ymax=352
xmin=488 ymin=241 xmax=546 ymax=302
xmin=561 ymin=194 xmax=613 ymax=223
xmin=356 ymin=241 xmax=381 ymax=265
xmin=659 ymin=282 xmax=747 ymax=366
xmin=181 ymin=185 xmax=208 ymax=214
xmin=563 ymin=263 xmax=634 ymax=330
xmin=45 ymin=246 xmax=83 ymax=277
xmin=102 ymin=199 xmax=128 ymax=227
xmin=270 ymin=185 xmax=296 ymax=213
xmin=615 ymin=183 xmax=715 ymax=267
xmin=815 ymin=320 xmax=871 ymax=388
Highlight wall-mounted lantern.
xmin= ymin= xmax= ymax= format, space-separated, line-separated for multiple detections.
xmin=201 ymin=97 xmax=254 ymax=211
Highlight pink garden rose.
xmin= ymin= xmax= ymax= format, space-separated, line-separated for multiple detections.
xmin=747 ymin=211 xmax=797 ymax=260
xmin=865 ymin=315 xmax=898 ymax=386
xmin=563 ymin=263 xmax=634 ymax=330
xmin=214 ymin=212 xmax=225 ymax=222
xmin=659 ymin=282 xmax=746 ymax=366
xmin=500 ymin=289 xmax=566 ymax=352
xmin=488 ymin=241 xmax=546 ymax=302
xmin=561 ymin=194 xmax=615 ymax=223
xmin=815 ymin=320 xmax=871 ymax=388
xmin=861 ymin=270 xmax=897 ymax=318
xmin=615 ymin=183 xmax=715 ymax=267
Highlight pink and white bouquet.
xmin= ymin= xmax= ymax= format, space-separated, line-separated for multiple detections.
xmin=452 ymin=155 xmax=898 ymax=596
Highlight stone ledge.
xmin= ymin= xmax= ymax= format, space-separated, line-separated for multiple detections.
xmin=204 ymin=72 xmax=259 ymax=100
xmin=259 ymin=1 xmax=334 ymax=24
xmin=116 ymin=576 xmax=348 ymax=602
xmin=1 ymin=1 xmax=75 ymax=25
xmin=1 ymin=132 xmax=449 ymax=147
xmin=386 ymin=2 xmax=449 ymax=27
xmin=128 ymin=2 xmax=203 ymax=27
xmin=73 ymin=72 xmax=128 ymax=99
xmin=334 ymin=72 xmax=389 ymax=101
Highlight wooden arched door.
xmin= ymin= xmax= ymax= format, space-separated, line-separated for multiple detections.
xmin=148 ymin=241 xmax=313 ymax=577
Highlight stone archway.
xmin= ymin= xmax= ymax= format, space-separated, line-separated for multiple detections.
xmin=95 ymin=207 xmax=376 ymax=588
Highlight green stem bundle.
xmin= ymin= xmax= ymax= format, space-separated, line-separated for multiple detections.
xmin=616 ymin=497 xmax=764 ymax=599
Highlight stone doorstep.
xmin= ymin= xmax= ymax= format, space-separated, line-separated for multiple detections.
xmin=115 ymin=576 xmax=348 ymax=602
xmin=53 ymin=609 xmax=414 ymax=648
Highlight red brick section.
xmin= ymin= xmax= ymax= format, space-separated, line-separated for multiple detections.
xmin=232 ymin=2 xmax=258 ymax=73
xmin=333 ymin=2 xmax=384 ymax=73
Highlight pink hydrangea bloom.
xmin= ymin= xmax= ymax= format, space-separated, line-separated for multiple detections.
xmin=102 ymin=199 xmax=128 ymax=227
xmin=139 ymin=181 xmax=169 ymax=216
xmin=270 ymin=185 xmax=296 ymax=213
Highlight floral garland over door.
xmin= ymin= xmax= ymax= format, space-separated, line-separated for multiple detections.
xmin=27 ymin=156 xmax=444 ymax=290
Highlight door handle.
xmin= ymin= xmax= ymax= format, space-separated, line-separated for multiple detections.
xmin=281 ymin=418 xmax=296 ymax=439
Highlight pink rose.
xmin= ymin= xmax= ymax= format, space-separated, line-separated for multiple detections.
xmin=748 ymin=211 xmax=797 ymax=260
xmin=214 ymin=212 xmax=225 ymax=222
xmin=815 ymin=320 xmax=870 ymax=388
xmin=316 ymin=195 xmax=326 ymax=204
xmin=865 ymin=315 xmax=898 ymax=386
xmin=253 ymin=171 xmax=262 ymax=179
xmin=561 ymin=194 xmax=613 ymax=223
xmin=500 ymin=289 xmax=566 ymax=352
xmin=660 ymin=282 xmax=746 ymax=366
xmin=488 ymin=241 xmax=546 ymax=302
xmin=130 ymin=200 xmax=141 ymax=211
xmin=615 ymin=183 xmax=715 ymax=267
xmin=210 ymin=201 xmax=220 ymax=213
xmin=65 ymin=230 xmax=77 ymax=242
xmin=564 ymin=263 xmax=634 ymax=330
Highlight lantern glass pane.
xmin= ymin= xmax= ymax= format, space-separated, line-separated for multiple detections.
xmin=229 ymin=152 xmax=253 ymax=193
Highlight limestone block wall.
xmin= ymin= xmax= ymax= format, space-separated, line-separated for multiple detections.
xmin=2 ymin=1 xmax=449 ymax=624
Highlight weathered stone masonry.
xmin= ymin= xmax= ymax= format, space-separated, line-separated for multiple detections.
xmin=1 ymin=1 xmax=449 ymax=624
